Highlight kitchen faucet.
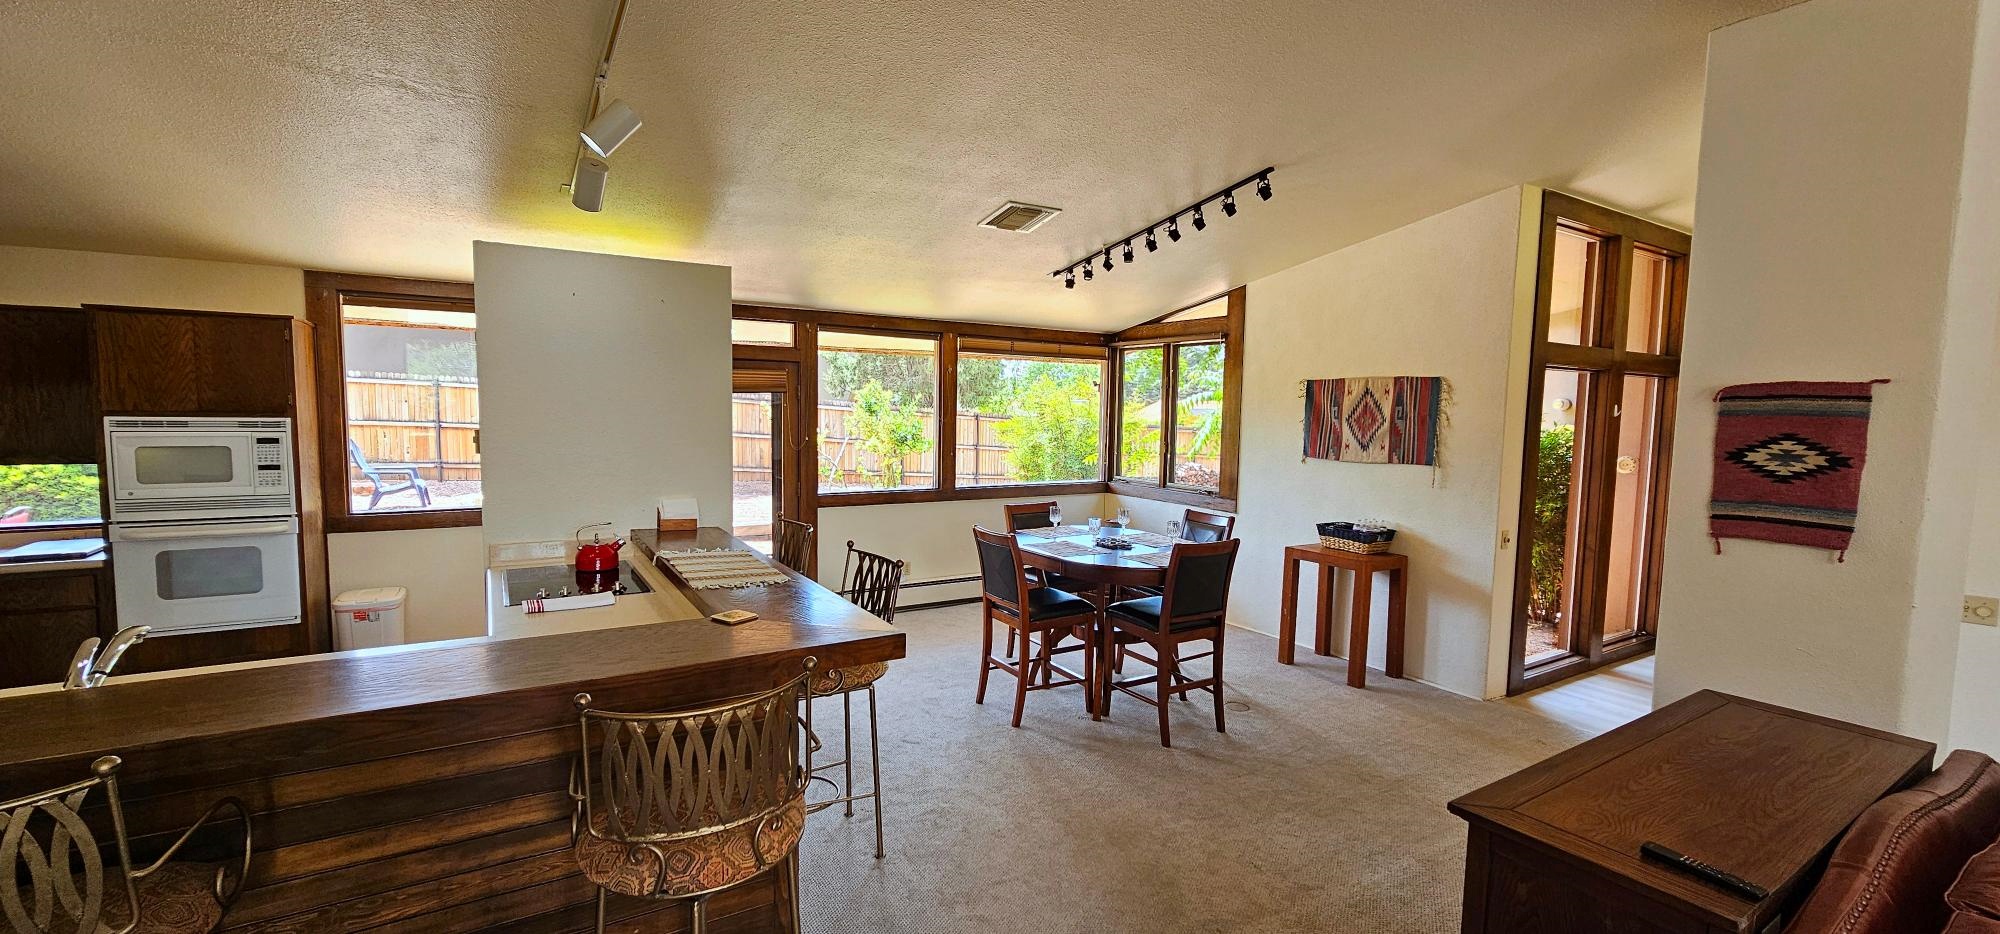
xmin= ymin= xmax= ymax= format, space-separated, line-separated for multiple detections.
xmin=62 ymin=625 xmax=152 ymax=689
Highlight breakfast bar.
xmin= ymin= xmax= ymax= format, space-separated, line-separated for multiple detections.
xmin=0 ymin=528 xmax=902 ymax=933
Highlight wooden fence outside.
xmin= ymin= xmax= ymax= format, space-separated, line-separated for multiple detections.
xmin=345 ymin=375 xmax=481 ymax=483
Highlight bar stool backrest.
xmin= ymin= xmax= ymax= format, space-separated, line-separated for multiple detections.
xmin=574 ymin=664 xmax=814 ymax=852
xmin=838 ymin=541 xmax=907 ymax=624
xmin=1 ymin=757 xmax=140 ymax=934
xmin=773 ymin=518 xmax=815 ymax=575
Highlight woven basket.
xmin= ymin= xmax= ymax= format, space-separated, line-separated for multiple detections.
xmin=1316 ymin=521 xmax=1396 ymax=554
xmin=1318 ymin=535 xmax=1394 ymax=554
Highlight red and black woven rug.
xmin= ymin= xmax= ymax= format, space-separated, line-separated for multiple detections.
xmin=1709 ymin=379 xmax=1885 ymax=557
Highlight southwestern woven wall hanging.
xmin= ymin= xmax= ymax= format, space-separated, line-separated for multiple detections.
xmin=1303 ymin=376 xmax=1446 ymax=466
xmin=1709 ymin=379 xmax=1888 ymax=560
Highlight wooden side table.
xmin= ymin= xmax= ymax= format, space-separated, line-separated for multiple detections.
xmin=1275 ymin=543 xmax=1407 ymax=687
xmin=1449 ymin=691 xmax=1934 ymax=934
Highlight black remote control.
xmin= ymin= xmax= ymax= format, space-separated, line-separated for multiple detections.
xmin=1640 ymin=841 xmax=1769 ymax=901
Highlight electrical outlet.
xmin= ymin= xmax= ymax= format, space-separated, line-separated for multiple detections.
xmin=1966 ymin=595 xmax=2000 ymax=627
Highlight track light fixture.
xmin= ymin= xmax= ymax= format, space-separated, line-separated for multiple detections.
xmin=571 ymin=155 xmax=610 ymax=212
xmin=565 ymin=0 xmax=638 ymax=211
xmin=581 ymin=99 xmax=643 ymax=157
xmin=1047 ymin=166 xmax=1274 ymax=286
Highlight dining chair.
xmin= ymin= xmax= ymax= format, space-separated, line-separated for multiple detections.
xmin=1101 ymin=538 xmax=1242 ymax=747
xmin=1121 ymin=508 xmax=1236 ymax=602
xmin=571 ymin=659 xmax=815 ymax=934
xmin=1001 ymin=500 xmax=1097 ymax=664
xmin=807 ymin=540 xmax=905 ymax=858
xmin=1 ymin=755 xmax=252 ymax=934
xmin=773 ymin=517 xmax=815 ymax=575
xmin=972 ymin=526 xmax=1100 ymax=726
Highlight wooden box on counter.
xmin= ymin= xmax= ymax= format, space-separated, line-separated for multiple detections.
xmin=1449 ymin=690 xmax=1934 ymax=934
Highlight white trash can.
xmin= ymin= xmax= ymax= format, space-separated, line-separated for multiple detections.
xmin=333 ymin=586 xmax=407 ymax=650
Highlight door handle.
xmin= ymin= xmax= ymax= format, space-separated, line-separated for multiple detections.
xmin=113 ymin=520 xmax=295 ymax=541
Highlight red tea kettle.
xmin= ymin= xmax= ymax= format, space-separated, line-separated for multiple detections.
xmin=574 ymin=522 xmax=624 ymax=572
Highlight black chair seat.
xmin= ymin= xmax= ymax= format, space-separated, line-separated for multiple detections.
xmin=997 ymin=586 xmax=1095 ymax=622
xmin=1105 ymin=596 xmax=1218 ymax=633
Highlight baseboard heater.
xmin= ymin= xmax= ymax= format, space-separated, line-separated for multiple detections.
xmin=895 ymin=574 xmax=981 ymax=612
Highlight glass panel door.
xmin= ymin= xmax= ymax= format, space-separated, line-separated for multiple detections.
xmin=732 ymin=391 xmax=779 ymax=552
xmin=1508 ymin=193 xmax=1689 ymax=695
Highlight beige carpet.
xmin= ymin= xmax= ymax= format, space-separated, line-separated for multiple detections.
xmin=799 ymin=603 xmax=1593 ymax=934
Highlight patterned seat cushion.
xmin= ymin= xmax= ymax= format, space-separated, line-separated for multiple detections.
xmin=811 ymin=661 xmax=889 ymax=696
xmin=573 ymin=794 xmax=806 ymax=898
xmin=97 ymin=861 xmax=227 ymax=934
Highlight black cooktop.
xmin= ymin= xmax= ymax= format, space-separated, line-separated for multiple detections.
xmin=502 ymin=561 xmax=653 ymax=607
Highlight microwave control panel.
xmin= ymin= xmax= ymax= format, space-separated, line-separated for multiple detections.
xmin=255 ymin=437 xmax=288 ymax=488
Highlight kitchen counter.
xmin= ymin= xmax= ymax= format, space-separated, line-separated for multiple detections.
xmin=0 ymin=553 xmax=104 ymax=575
xmin=0 ymin=527 xmax=902 ymax=933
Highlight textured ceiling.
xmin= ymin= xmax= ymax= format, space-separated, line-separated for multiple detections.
xmin=0 ymin=0 xmax=1794 ymax=330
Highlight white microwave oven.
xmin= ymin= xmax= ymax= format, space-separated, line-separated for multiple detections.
xmin=105 ymin=417 xmax=296 ymax=523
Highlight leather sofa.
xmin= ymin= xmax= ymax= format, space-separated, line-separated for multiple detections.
xmin=1786 ymin=750 xmax=2000 ymax=933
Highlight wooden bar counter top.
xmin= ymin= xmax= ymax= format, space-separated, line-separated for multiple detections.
xmin=0 ymin=527 xmax=903 ymax=933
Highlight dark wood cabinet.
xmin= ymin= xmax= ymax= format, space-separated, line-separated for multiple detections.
xmin=0 ymin=306 xmax=96 ymax=464
xmin=0 ymin=568 xmax=111 ymax=689
xmin=1450 ymin=691 xmax=1934 ymax=934
xmin=89 ymin=305 xmax=297 ymax=416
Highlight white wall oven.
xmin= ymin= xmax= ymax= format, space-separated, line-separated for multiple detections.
xmin=109 ymin=517 xmax=302 ymax=634
xmin=105 ymin=417 xmax=294 ymax=523
xmin=105 ymin=417 xmax=302 ymax=635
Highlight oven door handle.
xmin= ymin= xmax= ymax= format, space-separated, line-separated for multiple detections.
xmin=112 ymin=519 xmax=297 ymax=541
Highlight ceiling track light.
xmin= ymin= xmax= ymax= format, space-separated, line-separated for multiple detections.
xmin=564 ymin=0 xmax=639 ymax=211
xmin=1047 ymin=165 xmax=1274 ymax=286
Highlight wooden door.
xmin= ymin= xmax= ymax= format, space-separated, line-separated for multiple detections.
xmin=1507 ymin=193 xmax=1690 ymax=695
xmin=90 ymin=305 xmax=296 ymax=416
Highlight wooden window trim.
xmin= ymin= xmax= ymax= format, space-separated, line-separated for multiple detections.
xmin=305 ymin=271 xmax=480 ymax=534
xmin=734 ymin=304 xmax=1118 ymax=511
xmin=1104 ymin=287 xmax=1245 ymax=509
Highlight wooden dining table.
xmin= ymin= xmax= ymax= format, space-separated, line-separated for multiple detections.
xmin=1014 ymin=526 xmax=1175 ymax=712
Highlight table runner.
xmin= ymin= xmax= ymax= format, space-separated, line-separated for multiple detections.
xmin=656 ymin=548 xmax=790 ymax=589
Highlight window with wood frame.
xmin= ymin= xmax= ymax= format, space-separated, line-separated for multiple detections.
xmin=955 ymin=342 xmax=1106 ymax=488
xmin=305 ymin=272 xmax=480 ymax=533
xmin=1108 ymin=289 xmax=1245 ymax=508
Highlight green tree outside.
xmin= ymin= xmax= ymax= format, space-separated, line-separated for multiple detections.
xmin=846 ymin=380 xmax=932 ymax=487
xmin=1529 ymin=425 xmax=1576 ymax=622
xmin=0 ymin=464 xmax=101 ymax=521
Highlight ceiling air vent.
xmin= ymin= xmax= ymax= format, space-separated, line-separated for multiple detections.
xmin=978 ymin=202 xmax=1061 ymax=233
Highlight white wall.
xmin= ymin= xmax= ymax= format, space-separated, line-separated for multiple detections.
xmin=1195 ymin=187 xmax=1528 ymax=699
xmin=327 ymin=527 xmax=488 ymax=643
xmin=0 ymin=245 xmax=305 ymax=317
xmin=1948 ymin=0 xmax=2000 ymax=754
xmin=473 ymin=242 xmax=733 ymax=547
xmin=817 ymin=494 xmax=1105 ymax=602
xmin=0 ymin=244 xmax=489 ymax=641
xmin=1653 ymin=0 xmax=1990 ymax=743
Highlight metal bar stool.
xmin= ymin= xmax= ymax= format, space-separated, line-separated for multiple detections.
xmin=1 ymin=755 xmax=252 ymax=934
xmin=570 ymin=660 xmax=816 ymax=934
xmin=805 ymin=540 xmax=905 ymax=859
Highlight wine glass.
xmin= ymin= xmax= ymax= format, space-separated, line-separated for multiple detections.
xmin=1088 ymin=516 xmax=1102 ymax=534
xmin=1048 ymin=504 xmax=1063 ymax=529
xmin=1167 ymin=519 xmax=1183 ymax=541
xmin=1116 ymin=506 xmax=1131 ymax=533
